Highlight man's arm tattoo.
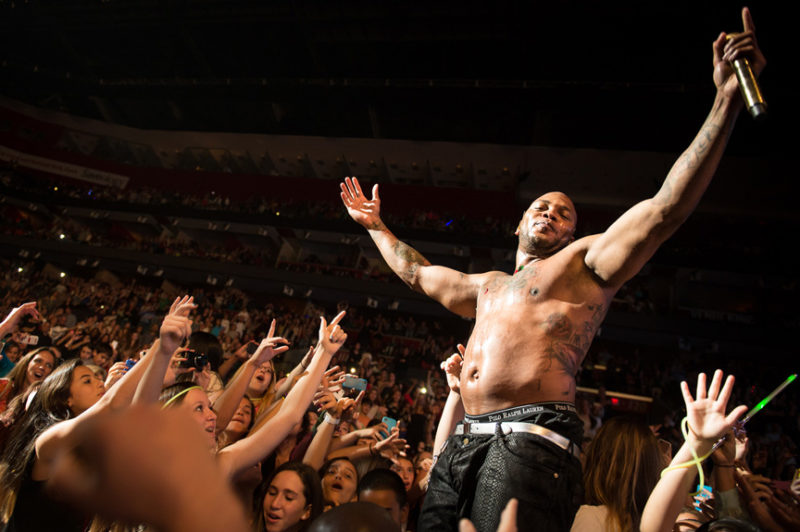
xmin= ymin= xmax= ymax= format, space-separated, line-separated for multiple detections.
xmin=654 ymin=120 xmax=723 ymax=207
xmin=392 ymin=241 xmax=430 ymax=284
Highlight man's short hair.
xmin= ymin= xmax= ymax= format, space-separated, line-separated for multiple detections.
xmin=357 ymin=468 xmax=407 ymax=507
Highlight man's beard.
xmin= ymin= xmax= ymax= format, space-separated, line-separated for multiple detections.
xmin=519 ymin=230 xmax=566 ymax=256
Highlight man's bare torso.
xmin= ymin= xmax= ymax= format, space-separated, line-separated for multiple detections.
xmin=460 ymin=236 xmax=612 ymax=415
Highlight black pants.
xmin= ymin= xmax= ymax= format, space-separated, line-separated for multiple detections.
xmin=418 ymin=403 xmax=583 ymax=532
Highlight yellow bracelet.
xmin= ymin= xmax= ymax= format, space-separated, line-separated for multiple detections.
xmin=659 ymin=417 xmax=713 ymax=496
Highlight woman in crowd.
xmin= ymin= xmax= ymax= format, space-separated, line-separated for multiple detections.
xmin=571 ymin=416 xmax=666 ymax=531
xmin=0 ymin=299 xmax=190 ymax=532
xmin=319 ymin=457 xmax=359 ymax=509
xmin=217 ymin=396 xmax=256 ymax=449
xmin=254 ymin=461 xmax=323 ymax=532
xmin=156 ymin=313 xmax=348 ymax=485
xmin=390 ymin=455 xmax=416 ymax=494
xmin=247 ymin=360 xmax=278 ymax=417
xmin=0 ymin=341 xmax=22 ymax=377
xmin=0 ymin=347 xmax=57 ymax=413
xmin=0 ymin=359 xmax=114 ymax=530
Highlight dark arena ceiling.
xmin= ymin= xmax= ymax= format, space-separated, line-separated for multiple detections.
xmin=0 ymin=0 xmax=789 ymax=158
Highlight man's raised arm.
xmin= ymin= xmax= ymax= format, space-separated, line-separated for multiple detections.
xmin=340 ymin=176 xmax=483 ymax=317
xmin=584 ymin=7 xmax=765 ymax=288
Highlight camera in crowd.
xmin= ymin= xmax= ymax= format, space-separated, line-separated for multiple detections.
xmin=178 ymin=349 xmax=208 ymax=370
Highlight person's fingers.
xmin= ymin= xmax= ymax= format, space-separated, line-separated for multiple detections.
xmin=680 ymin=380 xmax=694 ymax=405
xmin=742 ymin=6 xmax=755 ymax=33
xmin=712 ymin=32 xmax=726 ymax=66
xmin=319 ymin=316 xmax=327 ymax=337
xmin=352 ymin=176 xmax=364 ymax=197
xmin=168 ymin=296 xmax=180 ymax=315
xmin=725 ymin=45 xmax=757 ymax=63
xmin=330 ymin=310 xmax=347 ymax=327
xmin=346 ymin=177 xmax=359 ymax=199
xmin=735 ymin=469 xmax=759 ymax=500
xmin=723 ymin=31 xmax=755 ymax=49
xmin=717 ymin=374 xmax=736 ymax=406
xmin=724 ymin=34 xmax=756 ymax=54
xmin=497 ymin=498 xmax=519 ymax=532
xmin=458 ymin=518 xmax=478 ymax=532
xmin=696 ymin=373 xmax=707 ymax=401
xmin=182 ymin=296 xmax=196 ymax=315
xmin=267 ymin=319 xmax=276 ymax=339
xmin=372 ymin=183 xmax=380 ymax=202
xmin=724 ymin=404 xmax=748 ymax=428
xmin=457 ymin=343 xmax=466 ymax=356
xmin=708 ymin=369 xmax=723 ymax=400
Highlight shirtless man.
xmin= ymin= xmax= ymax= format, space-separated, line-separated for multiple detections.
xmin=340 ymin=9 xmax=764 ymax=532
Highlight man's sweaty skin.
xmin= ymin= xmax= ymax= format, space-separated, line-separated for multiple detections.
xmin=343 ymin=183 xmax=612 ymax=415
xmin=340 ymin=7 xmax=766 ymax=417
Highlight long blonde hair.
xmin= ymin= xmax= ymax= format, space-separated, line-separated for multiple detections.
xmin=582 ymin=417 xmax=664 ymax=532
xmin=233 ymin=360 xmax=276 ymax=415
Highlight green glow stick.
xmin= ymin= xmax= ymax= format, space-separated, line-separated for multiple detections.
xmin=710 ymin=374 xmax=797 ymax=453
xmin=741 ymin=373 xmax=797 ymax=425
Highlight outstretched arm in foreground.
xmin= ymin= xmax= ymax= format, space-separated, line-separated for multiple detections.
xmin=35 ymin=297 xmax=195 ymax=480
xmin=640 ymin=370 xmax=747 ymax=532
xmin=47 ymin=405 xmax=248 ymax=532
xmin=585 ymin=8 xmax=766 ymax=288
xmin=341 ymin=176 xmax=489 ymax=317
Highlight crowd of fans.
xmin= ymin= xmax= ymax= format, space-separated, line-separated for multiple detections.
xmin=7 ymin=170 xmax=795 ymax=330
xmin=0 ymin=260 xmax=797 ymax=531
xmin=1 ymin=171 xmax=517 ymax=242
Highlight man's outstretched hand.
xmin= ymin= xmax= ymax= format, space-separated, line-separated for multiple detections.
xmin=340 ymin=176 xmax=382 ymax=229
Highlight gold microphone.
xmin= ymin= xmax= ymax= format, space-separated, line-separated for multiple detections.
xmin=727 ymin=35 xmax=767 ymax=120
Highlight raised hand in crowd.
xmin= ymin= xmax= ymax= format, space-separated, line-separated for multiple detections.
xmin=250 ymin=319 xmax=291 ymax=366
xmin=215 ymin=312 xmax=347 ymax=479
xmin=640 ymin=370 xmax=747 ymax=532
xmin=0 ymin=301 xmax=40 ymax=338
xmin=373 ymin=427 xmax=409 ymax=461
xmin=158 ymin=296 xmax=196 ymax=356
xmin=441 ymin=344 xmax=464 ymax=394
xmin=734 ymin=469 xmax=784 ymax=532
xmin=209 ymin=318 xmax=290 ymax=437
xmin=433 ymin=344 xmax=467 ymax=461
xmin=133 ymin=295 xmax=196 ymax=404
xmin=103 ymin=361 xmax=129 ymax=391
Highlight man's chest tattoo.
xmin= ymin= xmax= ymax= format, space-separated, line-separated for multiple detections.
xmin=540 ymin=303 xmax=606 ymax=377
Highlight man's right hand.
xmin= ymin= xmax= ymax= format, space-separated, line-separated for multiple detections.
xmin=340 ymin=176 xmax=382 ymax=229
